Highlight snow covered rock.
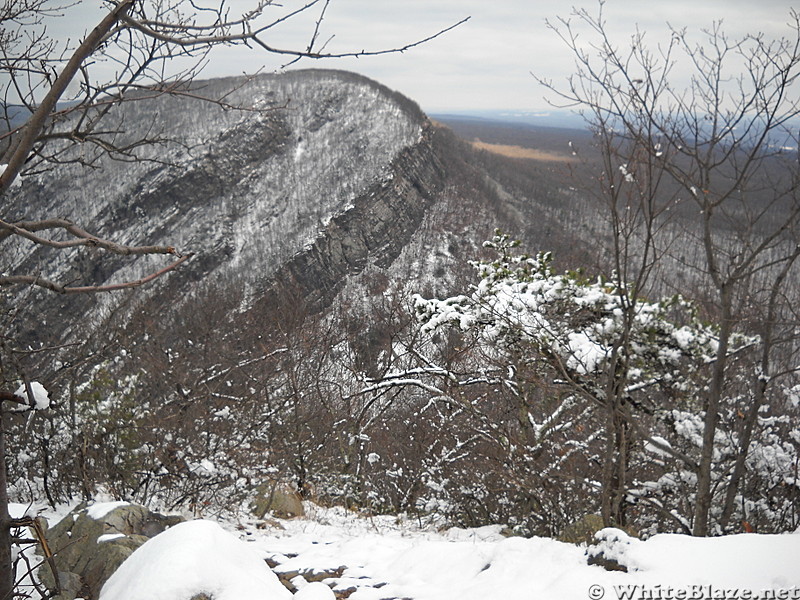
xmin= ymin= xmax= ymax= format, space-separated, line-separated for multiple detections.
xmin=273 ymin=565 xmax=346 ymax=595
xmin=586 ymin=527 xmax=638 ymax=572
xmin=98 ymin=519 xmax=292 ymax=600
xmin=40 ymin=503 xmax=184 ymax=599
xmin=293 ymin=581 xmax=336 ymax=600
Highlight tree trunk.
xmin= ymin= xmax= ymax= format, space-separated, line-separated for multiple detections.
xmin=612 ymin=407 xmax=630 ymax=527
xmin=693 ymin=288 xmax=733 ymax=536
xmin=718 ymin=376 xmax=764 ymax=531
xmin=600 ymin=401 xmax=616 ymax=526
xmin=719 ymin=249 xmax=800 ymax=531
xmin=0 ymin=410 xmax=14 ymax=600
xmin=601 ymin=408 xmax=630 ymax=528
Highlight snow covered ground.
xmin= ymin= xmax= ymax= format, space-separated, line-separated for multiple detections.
xmin=20 ymin=501 xmax=800 ymax=600
xmin=238 ymin=505 xmax=800 ymax=600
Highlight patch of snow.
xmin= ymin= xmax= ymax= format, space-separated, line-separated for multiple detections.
xmin=0 ymin=164 xmax=22 ymax=188
xmin=8 ymin=503 xmax=42 ymax=519
xmin=644 ymin=436 xmax=674 ymax=457
xmin=621 ymin=531 xmax=800 ymax=588
xmin=99 ymin=520 xmax=291 ymax=600
xmin=293 ymin=581 xmax=336 ymax=600
xmin=619 ymin=163 xmax=635 ymax=182
xmin=214 ymin=406 xmax=231 ymax=418
xmin=237 ymin=504 xmax=800 ymax=600
xmin=189 ymin=459 xmax=217 ymax=477
xmin=86 ymin=501 xmax=131 ymax=520
xmin=566 ymin=331 xmax=607 ymax=374
xmin=11 ymin=381 xmax=50 ymax=411
xmin=97 ymin=533 xmax=126 ymax=543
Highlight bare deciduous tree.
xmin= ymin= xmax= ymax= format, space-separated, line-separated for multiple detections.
xmin=540 ymin=1 xmax=800 ymax=536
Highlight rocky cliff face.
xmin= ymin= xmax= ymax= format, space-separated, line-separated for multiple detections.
xmin=3 ymin=70 xmax=453 ymax=343
xmin=262 ymin=122 xmax=447 ymax=308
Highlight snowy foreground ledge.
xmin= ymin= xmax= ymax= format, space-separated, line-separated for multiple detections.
xmin=88 ymin=503 xmax=800 ymax=600
xmin=99 ymin=520 xmax=294 ymax=600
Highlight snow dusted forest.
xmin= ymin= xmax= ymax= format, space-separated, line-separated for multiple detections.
xmin=2 ymin=0 xmax=800 ymax=598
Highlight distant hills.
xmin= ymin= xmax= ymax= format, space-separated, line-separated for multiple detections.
xmin=430 ymin=109 xmax=588 ymax=130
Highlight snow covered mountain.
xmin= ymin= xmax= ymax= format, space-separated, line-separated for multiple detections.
xmin=6 ymin=69 xmax=799 ymax=550
xmin=5 ymin=69 xmax=573 ymax=350
xmin=2 ymin=71 xmax=454 ymax=339
xmin=4 ymin=69 xmax=577 ymax=527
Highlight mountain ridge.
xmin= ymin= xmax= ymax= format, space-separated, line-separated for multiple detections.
xmin=4 ymin=69 xmax=450 ymax=343
xmin=4 ymin=67 xmax=592 ymax=398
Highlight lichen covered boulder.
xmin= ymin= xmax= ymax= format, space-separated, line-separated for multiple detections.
xmin=40 ymin=502 xmax=184 ymax=600
xmin=558 ymin=514 xmax=606 ymax=546
xmin=251 ymin=481 xmax=305 ymax=519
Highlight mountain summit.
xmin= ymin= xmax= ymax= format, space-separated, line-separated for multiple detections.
xmin=4 ymin=70 xmax=474 ymax=340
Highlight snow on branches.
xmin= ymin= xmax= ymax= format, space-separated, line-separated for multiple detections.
xmin=1 ymin=381 xmax=50 ymax=411
xmin=407 ymin=232 xmax=800 ymax=534
xmin=413 ymin=231 xmax=744 ymax=403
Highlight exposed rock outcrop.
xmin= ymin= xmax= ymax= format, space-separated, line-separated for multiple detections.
xmin=40 ymin=502 xmax=184 ymax=600
xmin=251 ymin=480 xmax=305 ymax=519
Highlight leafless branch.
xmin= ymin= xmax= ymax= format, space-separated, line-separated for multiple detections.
xmin=0 ymin=253 xmax=192 ymax=294
xmin=0 ymin=218 xmax=181 ymax=256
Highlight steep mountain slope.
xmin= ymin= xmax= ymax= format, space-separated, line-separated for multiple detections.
xmin=5 ymin=69 xmax=587 ymax=348
xmin=3 ymin=70 xmax=461 ymax=341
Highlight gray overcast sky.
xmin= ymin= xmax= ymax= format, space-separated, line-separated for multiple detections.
xmin=49 ymin=0 xmax=800 ymax=113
